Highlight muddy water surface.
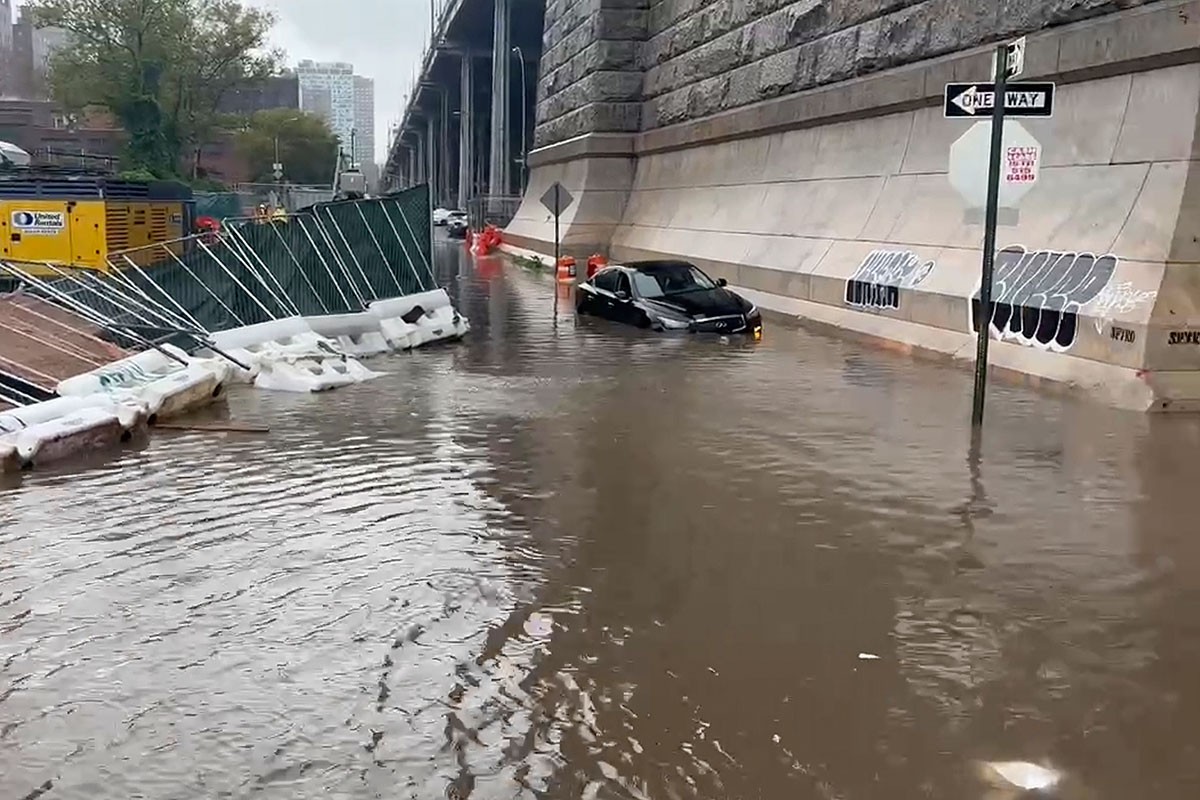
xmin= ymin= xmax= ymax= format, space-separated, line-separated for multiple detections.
xmin=3 ymin=241 xmax=1200 ymax=799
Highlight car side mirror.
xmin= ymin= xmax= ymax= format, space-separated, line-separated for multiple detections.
xmin=615 ymin=290 xmax=630 ymax=302
xmin=717 ymin=278 xmax=728 ymax=287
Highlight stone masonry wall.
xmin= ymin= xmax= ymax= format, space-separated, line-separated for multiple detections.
xmin=640 ymin=0 xmax=1163 ymax=129
xmin=532 ymin=0 xmax=1169 ymax=148
xmin=534 ymin=0 xmax=649 ymax=147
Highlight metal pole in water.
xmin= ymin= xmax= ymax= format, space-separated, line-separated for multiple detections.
xmin=553 ymin=211 xmax=560 ymax=320
xmin=970 ymin=44 xmax=1009 ymax=430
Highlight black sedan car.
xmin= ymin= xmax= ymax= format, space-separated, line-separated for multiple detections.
xmin=576 ymin=260 xmax=762 ymax=338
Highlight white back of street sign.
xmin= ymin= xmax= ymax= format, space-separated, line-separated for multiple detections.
xmin=949 ymin=120 xmax=1042 ymax=211
xmin=540 ymin=182 xmax=575 ymax=217
xmin=995 ymin=36 xmax=1026 ymax=80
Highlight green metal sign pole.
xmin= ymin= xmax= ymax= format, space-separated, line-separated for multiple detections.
xmin=553 ymin=210 xmax=560 ymax=320
xmin=970 ymin=44 xmax=1010 ymax=430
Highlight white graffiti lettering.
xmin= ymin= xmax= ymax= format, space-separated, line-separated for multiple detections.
xmin=971 ymin=246 xmax=1118 ymax=352
xmin=844 ymin=250 xmax=934 ymax=311
xmin=1087 ymin=281 xmax=1158 ymax=335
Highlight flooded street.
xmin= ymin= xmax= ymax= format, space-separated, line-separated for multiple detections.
xmin=4 ymin=237 xmax=1200 ymax=799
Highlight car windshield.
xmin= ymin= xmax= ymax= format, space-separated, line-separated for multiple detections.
xmin=630 ymin=264 xmax=717 ymax=298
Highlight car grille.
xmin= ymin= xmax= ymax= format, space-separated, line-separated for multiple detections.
xmin=693 ymin=314 xmax=746 ymax=333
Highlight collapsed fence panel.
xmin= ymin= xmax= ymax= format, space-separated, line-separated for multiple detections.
xmin=16 ymin=185 xmax=437 ymax=350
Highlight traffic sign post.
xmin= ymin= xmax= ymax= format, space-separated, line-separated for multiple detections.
xmin=968 ymin=44 xmax=1010 ymax=430
xmin=944 ymin=81 xmax=1055 ymax=118
xmin=540 ymin=181 xmax=575 ymax=318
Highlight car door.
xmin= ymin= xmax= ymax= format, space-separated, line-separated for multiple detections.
xmin=586 ymin=269 xmax=620 ymax=320
xmin=611 ymin=271 xmax=638 ymax=326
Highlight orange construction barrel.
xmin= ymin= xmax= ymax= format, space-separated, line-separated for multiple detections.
xmin=557 ymin=255 xmax=577 ymax=282
xmin=586 ymin=253 xmax=608 ymax=278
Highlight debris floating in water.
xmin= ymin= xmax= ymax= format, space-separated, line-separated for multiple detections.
xmin=523 ymin=611 xmax=554 ymax=638
xmin=858 ymin=652 xmax=881 ymax=660
xmin=982 ymin=761 xmax=1062 ymax=791
xmin=155 ymin=422 xmax=269 ymax=434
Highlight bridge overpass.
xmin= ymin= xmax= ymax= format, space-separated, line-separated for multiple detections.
xmin=386 ymin=0 xmax=1200 ymax=412
xmin=383 ymin=0 xmax=545 ymax=208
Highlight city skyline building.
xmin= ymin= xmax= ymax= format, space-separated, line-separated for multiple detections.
xmin=296 ymin=60 xmax=376 ymax=186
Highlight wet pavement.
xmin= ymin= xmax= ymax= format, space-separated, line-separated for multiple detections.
xmin=4 ymin=237 xmax=1200 ymax=799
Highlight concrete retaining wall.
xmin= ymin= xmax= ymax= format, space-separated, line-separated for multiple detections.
xmin=512 ymin=0 xmax=1200 ymax=409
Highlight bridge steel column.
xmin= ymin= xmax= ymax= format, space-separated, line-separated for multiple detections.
xmin=417 ymin=131 xmax=427 ymax=185
xmin=426 ymin=115 xmax=437 ymax=201
xmin=458 ymin=51 xmax=473 ymax=210
xmin=488 ymin=0 xmax=511 ymax=198
xmin=440 ymin=89 xmax=452 ymax=210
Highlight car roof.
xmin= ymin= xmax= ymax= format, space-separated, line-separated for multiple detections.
xmin=624 ymin=260 xmax=698 ymax=273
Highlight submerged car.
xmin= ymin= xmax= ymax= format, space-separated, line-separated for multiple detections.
xmin=446 ymin=211 xmax=468 ymax=239
xmin=576 ymin=260 xmax=762 ymax=338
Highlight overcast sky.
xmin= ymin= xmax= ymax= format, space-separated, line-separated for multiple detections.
xmin=245 ymin=0 xmax=428 ymax=162
xmin=14 ymin=0 xmax=430 ymax=162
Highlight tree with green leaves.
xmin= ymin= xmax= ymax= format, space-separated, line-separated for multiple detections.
xmin=235 ymin=109 xmax=339 ymax=187
xmin=26 ymin=0 xmax=281 ymax=179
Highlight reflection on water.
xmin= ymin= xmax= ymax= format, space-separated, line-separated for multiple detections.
xmin=3 ymin=238 xmax=1200 ymax=798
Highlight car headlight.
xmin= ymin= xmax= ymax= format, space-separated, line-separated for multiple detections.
xmin=657 ymin=314 xmax=691 ymax=330
xmin=746 ymin=304 xmax=759 ymax=317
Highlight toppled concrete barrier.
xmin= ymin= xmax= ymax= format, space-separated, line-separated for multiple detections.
xmin=0 ymin=394 xmax=147 ymax=471
xmin=203 ymin=317 xmax=381 ymax=393
xmin=369 ymin=289 xmax=471 ymax=351
xmin=304 ymin=312 xmax=392 ymax=357
xmin=57 ymin=345 xmax=230 ymax=422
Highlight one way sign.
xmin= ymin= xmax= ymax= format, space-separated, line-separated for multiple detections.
xmin=943 ymin=81 xmax=1056 ymax=119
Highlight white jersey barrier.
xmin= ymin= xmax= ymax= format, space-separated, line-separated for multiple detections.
xmin=303 ymin=312 xmax=392 ymax=358
xmin=205 ymin=316 xmax=382 ymax=394
xmin=56 ymin=345 xmax=230 ymax=421
xmin=0 ymin=394 xmax=148 ymax=471
xmin=369 ymin=289 xmax=471 ymax=350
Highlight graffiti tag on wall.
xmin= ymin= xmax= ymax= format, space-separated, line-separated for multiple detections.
xmin=1089 ymin=281 xmax=1158 ymax=335
xmin=844 ymin=250 xmax=934 ymax=311
xmin=970 ymin=246 xmax=1155 ymax=352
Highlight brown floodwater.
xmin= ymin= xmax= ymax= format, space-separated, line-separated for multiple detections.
xmin=3 ymin=238 xmax=1200 ymax=799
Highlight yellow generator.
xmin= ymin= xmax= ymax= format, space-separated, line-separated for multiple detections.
xmin=0 ymin=171 xmax=193 ymax=276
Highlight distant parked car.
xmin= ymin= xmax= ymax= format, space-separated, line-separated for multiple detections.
xmin=577 ymin=260 xmax=762 ymax=339
xmin=433 ymin=208 xmax=452 ymax=226
xmin=446 ymin=211 xmax=468 ymax=239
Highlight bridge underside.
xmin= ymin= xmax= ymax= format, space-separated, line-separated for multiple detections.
xmin=384 ymin=0 xmax=543 ymax=213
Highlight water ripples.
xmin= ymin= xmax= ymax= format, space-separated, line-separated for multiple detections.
xmin=4 ymin=241 xmax=1200 ymax=798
